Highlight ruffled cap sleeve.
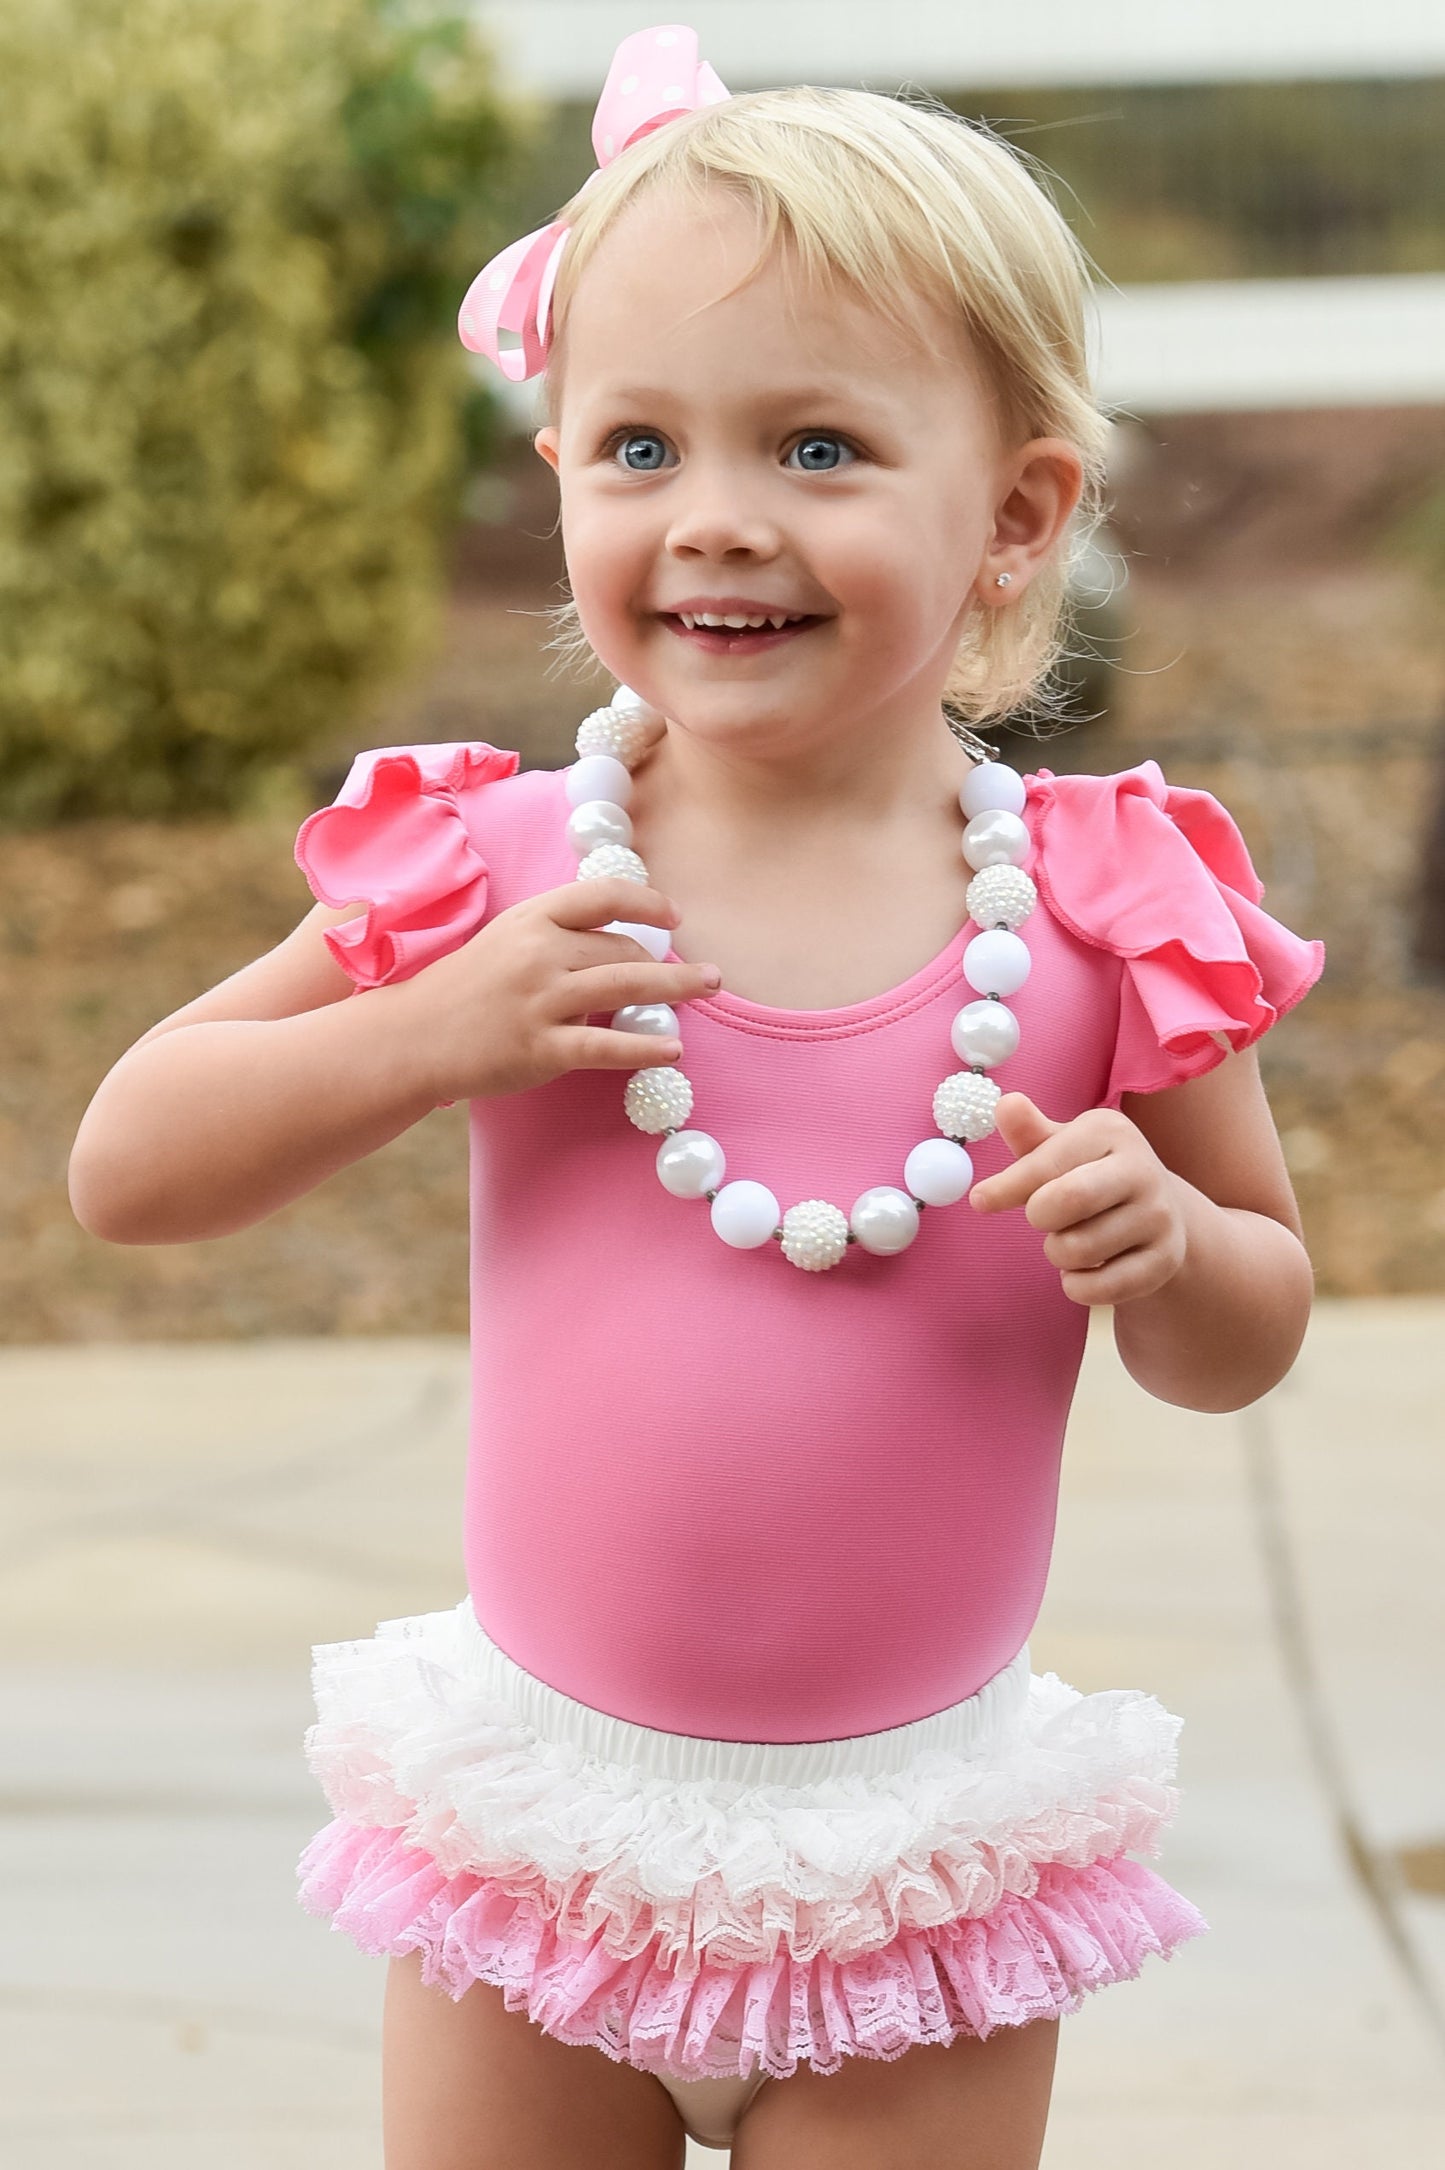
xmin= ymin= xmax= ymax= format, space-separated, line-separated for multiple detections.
xmin=1028 ymin=759 xmax=1325 ymax=1102
xmin=295 ymin=741 xmax=519 ymax=991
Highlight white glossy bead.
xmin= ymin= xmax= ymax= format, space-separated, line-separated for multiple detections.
xmin=566 ymin=799 xmax=633 ymax=855
xmin=656 ymin=1129 xmax=725 ymax=1198
xmin=961 ymin=807 xmax=1030 ymax=871
xmin=950 ymin=997 xmax=1021 ymax=1068
xmin=604 ymin=917 xmax=671 ymax=961
xmin=959 ymin=759 xmax=1027 ymax=820
xmin=576 ymin=705 xmax=654 ymax=766
xmin=933 ymin=1071 xmax=1002 ymax=1143
xmin=849 ymin=1185 xmax=921 ymax=1255
xmin=577 ymin=842 xmax=649 ymax=884
xmin=611 ymin=684 xmax=665 ymax=727
xmin=780 ymin=1199 xmax=850 ymax=1272
xmin=612 ymin=1003 xmax=678 ymax=1038
xmin=963 ymin=928 xmax=1031 ymax=997
xmin=624 ymin=1066 xmax=693 ymax=1133
xmin=904 ymin=1137 xmax=974 ymax=1206
xmin=566 ymin=754 xmax=633 ymax=808
xmin=965 ymin=864 xmax=1036 ymax=932
xmin=710 ymin=1179 xmax=780 ymax=1249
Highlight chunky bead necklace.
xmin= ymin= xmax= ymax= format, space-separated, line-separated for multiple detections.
xmin=565 ymin=688 xmax=1036 ymax=1272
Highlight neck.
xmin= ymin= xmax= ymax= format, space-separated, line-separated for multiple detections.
xmin=635 ymin=690 xmax=975 ymax=832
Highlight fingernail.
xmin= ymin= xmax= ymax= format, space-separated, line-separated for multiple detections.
xmin=701 ymin=965 xmax=723 ymax=989
xmin=661 ymin=1041 xmax=682 ymax=1060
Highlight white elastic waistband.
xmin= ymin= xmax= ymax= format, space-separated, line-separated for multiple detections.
xmin=441 ymin=1599 xmax=1033 ymax=1787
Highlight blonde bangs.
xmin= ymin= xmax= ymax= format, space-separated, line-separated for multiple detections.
xmin=541 ymin=87 xmax=1115 ymax=732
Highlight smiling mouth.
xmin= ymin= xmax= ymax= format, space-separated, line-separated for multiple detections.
xmin=661 ymin=609 xmax=823 ymax=650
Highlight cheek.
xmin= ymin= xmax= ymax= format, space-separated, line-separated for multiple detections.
xmin=559 ymin=499 xmax=654 ymax=676
xmin=561 ymin=496 xmax=646 ymax=618
xmin=825 ymin=508 xmax=967 ymax=650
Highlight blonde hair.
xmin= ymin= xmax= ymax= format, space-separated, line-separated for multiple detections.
xmin=539 ymin=84 xmax=1114 ymax=732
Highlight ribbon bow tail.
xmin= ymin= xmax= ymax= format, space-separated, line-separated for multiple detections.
xmin=458 ymin=221 xmax=569 ymax=380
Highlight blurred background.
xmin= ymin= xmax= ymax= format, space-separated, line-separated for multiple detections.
xmin=3 ymin=0 xmax=1444 ymax=1336
xmin=3 ymin=5 xmax=1444 ymax=2166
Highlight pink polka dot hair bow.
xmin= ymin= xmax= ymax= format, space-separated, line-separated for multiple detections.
xmin=457 ymin=24 xmax=729 ymax=381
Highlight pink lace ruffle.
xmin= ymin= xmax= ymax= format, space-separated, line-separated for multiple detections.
xmin=298 ymin=1816 xmax=1206 ymax=2077
xmin=301 ymin=1604 xmax=1186 ymax=1972
xmin=1027 ymin=761 xmax=1325 ymax=1102
xmin=294 ymin=742 xmax=519 ymax=990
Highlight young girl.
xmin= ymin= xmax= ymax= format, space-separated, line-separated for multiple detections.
xmin=70 ymin=26 xmax=1327 ymax=2169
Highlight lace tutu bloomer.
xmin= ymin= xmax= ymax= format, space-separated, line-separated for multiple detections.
xmin=297 ymin=1597 xmax=1207 ymax=2091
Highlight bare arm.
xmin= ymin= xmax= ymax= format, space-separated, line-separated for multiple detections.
xmin=969 ymin=1045 xmax=1314 ymax=1414
xmin=67 ymin=900 xmax=441 ymax=1244
xmin=1110 ymin=1048 xmax=1314 ymax=1411
xmin=68 ymin=877 xmax=717 ymax=1247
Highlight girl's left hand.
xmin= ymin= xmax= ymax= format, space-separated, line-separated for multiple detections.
xmin=969 ymin=1092 xmax=1188 ymax=1307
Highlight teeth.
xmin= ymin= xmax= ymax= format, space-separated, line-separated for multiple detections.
xmin=677 ymin=610 xmax=804 ymax=631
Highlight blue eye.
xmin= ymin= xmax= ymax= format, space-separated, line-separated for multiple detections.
xmin=787 ymin=434 xmax=853 ymax=472
xmin=613 ymin=431 xmax=671 ymax=472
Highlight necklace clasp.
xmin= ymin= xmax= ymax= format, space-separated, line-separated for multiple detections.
xmin=943 ymin=713 xmax=1002 ymax=765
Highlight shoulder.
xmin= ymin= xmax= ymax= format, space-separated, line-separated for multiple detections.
xmin=293 ymin=741 xmax=563 ymax=990
xmin=1024 ymin=758 xmax=1326 ymax=1101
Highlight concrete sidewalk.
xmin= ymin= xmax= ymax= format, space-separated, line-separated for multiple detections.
xmin=1 ymin=1299 xmax=1442 ymax=2167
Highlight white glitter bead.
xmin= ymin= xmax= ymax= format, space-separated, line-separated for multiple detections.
xmin=624 ymin=1066 xmax=693 ymax=1133
xmin=576 ymin=705 xmax=655 ymax=765
xmin=566 ymin=799 xmax=633 ymax=855
xmin=710 ymin=1179 xmax=780 ymax=1248
xmin=577 ymin=842 xmax=649 ymax=884
xmin=566 ymin=754 xmax=633 ymax=808
xmin=959 ymin=760 xmax=1027 ymax=820
xmin=965 ymin=863 xmax=1036 ymax=932
xmin=961 ymin=807 xmax=1030 ymax=871
xmin=904 ymin=1137 xmax=974 ymax=1206
xmin=933 ymin=1071 xmax=1002 ymax=1143
xmin=611 ymin=684 xmax=665 ymax=727
xmin=950 ymin=997 xmax=1020 ymax=1069
xmin=656 ymin=1129 xmax=725 ymax=1198
xmin=849 ymin=1185 xmax=921 ymax=1255
xmin=780 ymin=1199 xmax=850 ymax=1272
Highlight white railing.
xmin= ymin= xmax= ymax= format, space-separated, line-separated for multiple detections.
xmin=479 ymin=1 xmax=1445 ymax=94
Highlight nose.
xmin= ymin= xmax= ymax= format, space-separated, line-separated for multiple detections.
xmin=664 ymin=463 xmax=781 ymax=563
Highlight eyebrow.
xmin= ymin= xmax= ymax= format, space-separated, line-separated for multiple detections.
xmin=593 ymin=382 xmax=898 ymax=415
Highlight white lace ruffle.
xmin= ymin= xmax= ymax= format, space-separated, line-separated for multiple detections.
xmin=304 ymin=1599 xmax=1185 ymax=1971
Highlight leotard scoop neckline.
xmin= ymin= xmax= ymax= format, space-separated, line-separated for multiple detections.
xmin=551 ymin=766 xmax=1044 ymax=1042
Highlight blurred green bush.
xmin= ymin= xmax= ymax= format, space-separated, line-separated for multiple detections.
xmin=0 ymin=0 xmax=531 ymax=824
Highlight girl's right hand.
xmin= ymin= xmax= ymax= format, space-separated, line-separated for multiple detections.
xmin=391 ymin=878 xmax=720 ymax=1105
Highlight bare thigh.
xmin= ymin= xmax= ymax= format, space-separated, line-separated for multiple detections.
xmin=382 ymin=1952 xmax=688 ymax=2170
xmin=733 ymin=2018 xmax=1060 ymax=2170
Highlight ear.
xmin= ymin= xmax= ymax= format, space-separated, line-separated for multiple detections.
xmin=988 ymin=437 xmax=1084 ymax=573
xmin=533 ymin=425 xmax=561 ymax=475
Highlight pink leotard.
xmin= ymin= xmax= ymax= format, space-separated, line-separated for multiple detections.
xmin=296 ymin=748 xmax=1324 ymax=1744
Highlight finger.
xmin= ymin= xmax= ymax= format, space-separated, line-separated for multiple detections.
xmin=1042 ymin=1198 xmax=1144 ymax=1270
xmin=559 ymin=1023 xmax=685 ymax=1072
xmin=971 ymin=1130 xmax=1113 ymax=1215
xmin=1059 ymin=1245 xmax=1159 ymax=1308
xmin=1022 ymin=1157 xmax=1135 ymax=1235
xmin=548 ymin=880 xmax=679 ymax=933
xmin=560 ymin=926 xmax=687 ymax=972
xmin=559 ymin=959 xmax=721 ymax=1015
